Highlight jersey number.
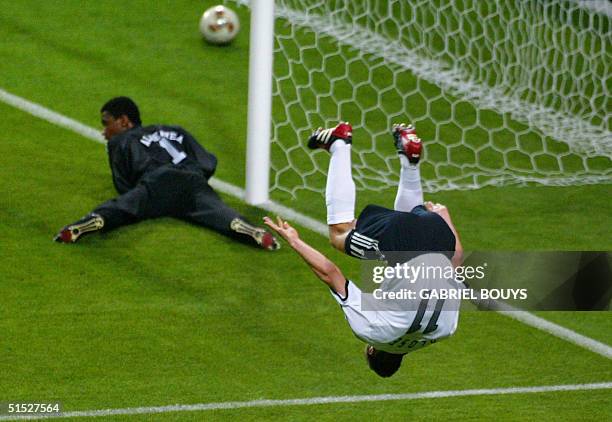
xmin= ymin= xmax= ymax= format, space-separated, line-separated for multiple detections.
xmin=159 ymin=139 xmax=187 ymax=164
xmin=388 ymin=295 xmax=445 ymax=349
xmin=407 ymin=295 xmax=445 ymax=335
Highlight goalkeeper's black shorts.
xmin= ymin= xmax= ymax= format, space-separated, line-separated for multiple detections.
xmin=93 ymin=163 xmax=240 ymax=235
xmin=344 ymin=204 xmax=455 ymax=262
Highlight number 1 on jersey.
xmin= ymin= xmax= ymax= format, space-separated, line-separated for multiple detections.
xmin=159 ymin=139 xmax=187 ymax=164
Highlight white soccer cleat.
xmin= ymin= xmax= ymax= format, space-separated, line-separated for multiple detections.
xmin=230 ymin=218 xmax=280 ymax=251
xmin=54 ymin=213 xmax=105 ymax=243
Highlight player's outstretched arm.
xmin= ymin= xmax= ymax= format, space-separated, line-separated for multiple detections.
xmin=264 ymin=216 xmax=347 ymax=297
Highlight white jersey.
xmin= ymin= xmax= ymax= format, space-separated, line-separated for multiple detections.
xmin=330 ymin=253 xmax=461 ymax=354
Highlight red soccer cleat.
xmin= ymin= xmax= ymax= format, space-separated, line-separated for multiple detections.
xmin=392 ymin=123 xmax=422 ymax=164
xmin=307 ymin=122 xmax=352 ymax=150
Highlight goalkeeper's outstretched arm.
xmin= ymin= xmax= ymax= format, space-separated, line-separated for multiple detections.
xmin=264 ymin=216 xmax=347 ymax=297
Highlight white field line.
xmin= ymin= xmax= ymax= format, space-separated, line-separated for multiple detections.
xmin=1 ymin=87 xmax=611 ymax=361
xmin=0 ymin=382 xmax=611 ymax=420
xmin=498 ymin=309 xmax=612 ymax=359
xmin=475 ymin=296 xmax=612 ymax=359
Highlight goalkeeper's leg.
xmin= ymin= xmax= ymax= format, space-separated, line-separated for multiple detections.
xmin=54 ymin=168 xmax=197 ymax=243
xmin=392 ymin=123 xmax=424 ymax=212
xmin=181 ymin=182 xmax=280 ymax=251
xmin=54 ymin=184 xmax=152 ymax=243
xmin=307 ymin=122 xmax=356 ymax=252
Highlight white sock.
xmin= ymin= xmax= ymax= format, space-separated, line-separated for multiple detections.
xmin=394 ymin=155 xmax=423 ymax=212
xmin=326 ymin=142 xmax=355 ymax=224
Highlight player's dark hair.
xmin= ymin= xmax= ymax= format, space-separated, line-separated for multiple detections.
xmin=101 ymin=96 xmax=142 ymax=126
xmin=366 ymin=347 xmax=404 ymax=378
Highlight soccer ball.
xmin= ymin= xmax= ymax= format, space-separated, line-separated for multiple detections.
xmin=199 ymin=5 xmax=240 ymax=45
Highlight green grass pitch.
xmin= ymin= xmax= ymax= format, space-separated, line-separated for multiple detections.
xmin=0 ymin=1 xmax=610 ymax=420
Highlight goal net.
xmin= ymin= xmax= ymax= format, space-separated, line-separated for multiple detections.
xmin=232 ymin=0 xmax=611 ymax=197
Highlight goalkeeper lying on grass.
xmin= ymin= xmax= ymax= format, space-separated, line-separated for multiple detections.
xmin=54 ymin=96 xmax=279 ymax=250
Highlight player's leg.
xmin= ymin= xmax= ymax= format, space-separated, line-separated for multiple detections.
xmin=392 ymin=123 xmax=424 ymax=212
xmin=181 ymin=182 xmax=279 ymax=251
xmin=307 ymin=122 xmax=356 ymax=252
xmin=326 ymin=139 xmax=357 ymax=251
xmin=54 ymin=184 xmax=152 ymax=243
xmin=54 ymin=165 xmax=204 ymax=243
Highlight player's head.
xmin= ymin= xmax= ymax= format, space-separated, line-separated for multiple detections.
xmin=100 ymin=96 xmax=142 ymax=140
xmin=364 ymin=345 xmax=404 ymax=378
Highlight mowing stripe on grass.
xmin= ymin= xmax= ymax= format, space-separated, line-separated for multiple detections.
xmin=1 ymin=87 xmax=611 ymax=361
xmin=1 ymin=382 xmax=611 ymax=420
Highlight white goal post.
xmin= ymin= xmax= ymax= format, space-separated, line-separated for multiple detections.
xmin=240 ymin=0 xmax=611 ymax=205
xmin=245 ymin=0 xmax=275 ymax=204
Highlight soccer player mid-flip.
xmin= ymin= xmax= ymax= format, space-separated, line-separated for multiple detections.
xmin=307 ymin=121 xmax=462 ymax=265
xmin=54 ymin=96 xmax=279 ymax=251
xmin=264 ymin=123 xmax=463 ymax=377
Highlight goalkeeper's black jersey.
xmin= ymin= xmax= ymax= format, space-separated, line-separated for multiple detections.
xmin=106 ymin=125 xmax=218 ymax=194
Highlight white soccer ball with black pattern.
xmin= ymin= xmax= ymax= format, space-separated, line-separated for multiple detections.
xmin=199 ymin=5 xmax=240 ymax=45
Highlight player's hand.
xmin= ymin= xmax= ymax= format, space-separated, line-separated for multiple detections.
xmin=425 ymin=201 xmax=454 ymax=232
xmin=263 ymin=216 xmax=300 ymax=243
xmin=424 ymin=201 xmax=449 ymax=217
xmin=425 ymin=201 xmax=463 ymax=266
